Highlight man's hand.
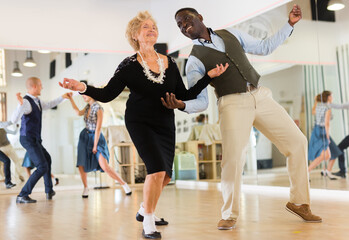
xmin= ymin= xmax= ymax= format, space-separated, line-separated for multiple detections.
xmin=62 ymin=92 xmax=73 ymax=99
xmin=161 ymin=92 xmax=185 ymax=110
xmin=288 ymin=4 xmax=302 ymax=26
xmin=16 ymin=93 xmax=23 ymax=105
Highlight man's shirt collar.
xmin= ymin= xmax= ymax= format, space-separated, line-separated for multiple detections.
xmin=194 ymin=28 xmax=216 ymax=45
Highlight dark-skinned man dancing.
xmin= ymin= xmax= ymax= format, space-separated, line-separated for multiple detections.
xmin=161 ymin=5 xmax=322 ymax=230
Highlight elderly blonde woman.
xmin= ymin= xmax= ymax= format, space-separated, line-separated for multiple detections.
xmin=60 ymin=11 xmax=228 ymax=239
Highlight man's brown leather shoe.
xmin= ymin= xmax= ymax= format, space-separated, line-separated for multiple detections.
xmin=285 ymin=202 xmax=322 ymax=222
xmin=217 ymin=219 xmax=236 ymax=230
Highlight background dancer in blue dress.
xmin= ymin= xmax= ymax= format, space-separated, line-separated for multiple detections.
xmin=308 ymin=91 xmax=342 ymax=179
xmin=67 ymin=94 xmax=132 ymax=198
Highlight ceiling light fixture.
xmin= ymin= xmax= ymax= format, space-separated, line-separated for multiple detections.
xmin=327 ymin=0 xmax=346 ymax=11
xmin=11 ymin=61 xmax=23 ymax=77
xmin=23 ymin=50 xmax=37 ymax=67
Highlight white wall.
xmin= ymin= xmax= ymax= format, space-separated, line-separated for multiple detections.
xmin=335 ymin=3 xmax=349 ymax=45
xmin=260 ymin=65 xmax=304 ymax=120
xmin=255 ymin=65 xmax=304 ymax=161
xmin=241 ymin=3 xmax=340 ymax=65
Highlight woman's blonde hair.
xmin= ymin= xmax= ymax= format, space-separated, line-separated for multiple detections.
xmin=126 ymin=11 xmax=158 ymax=51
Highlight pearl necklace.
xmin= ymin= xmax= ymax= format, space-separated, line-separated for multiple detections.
xmin=137 ymin=51 xmax=165 ymax=84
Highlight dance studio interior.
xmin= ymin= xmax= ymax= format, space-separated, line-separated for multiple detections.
xmin=1 ymin=0 xmax=349 ymax=239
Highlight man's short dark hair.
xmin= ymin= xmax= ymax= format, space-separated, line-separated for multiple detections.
xmin=175 ymin=8 xmax=199 ymax=18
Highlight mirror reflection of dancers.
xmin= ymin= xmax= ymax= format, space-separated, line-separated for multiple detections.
xmin=0 ymin=150 xmax=16 ymax=188
xmin=308 ymin=91 xmax=342 ymax=179
xmin=0 ymin=77 xmax=71 ymax=203
xmin=0 ymin=124 xmax=25 ymax=184
xmin=325 ymin=98 xmax=349 ymax=178
xmin=67 ymin=94 xmax=132 ymax=198
xmin=22 ymin=152 xmax=59 ymax=185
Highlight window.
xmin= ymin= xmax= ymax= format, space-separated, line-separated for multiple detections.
xmin=0 ymin=92 xmax=7 ymax=121
xmin=0 ymin=49 xmax=5 ymax=86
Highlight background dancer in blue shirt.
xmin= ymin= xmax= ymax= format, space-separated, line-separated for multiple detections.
xmin=0 ymin=77 xmax=71 ymax=203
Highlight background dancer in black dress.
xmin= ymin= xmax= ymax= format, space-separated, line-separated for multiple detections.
xmin=59 ymin=11 xmax=227 ymax=239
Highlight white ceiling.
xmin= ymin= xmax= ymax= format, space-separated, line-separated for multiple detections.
xmin=0 ymin=0 xmax=291 ymax=53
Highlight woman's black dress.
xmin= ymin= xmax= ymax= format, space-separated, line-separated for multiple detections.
xmin=84 ymin=54 xmax=212 ymax=177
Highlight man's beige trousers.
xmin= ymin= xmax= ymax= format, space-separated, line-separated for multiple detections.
xmin=0 ymin=144 xmax=24 ymax=180
xmin=218 ymin=86 xmax=310 ymax=220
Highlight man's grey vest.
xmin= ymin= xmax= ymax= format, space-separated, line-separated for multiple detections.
xmin=190 ymin=29 xmax=260 ymax=98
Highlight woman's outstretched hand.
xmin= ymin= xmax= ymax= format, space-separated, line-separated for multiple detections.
xmin=59 ymin=78 xmax=85 ymax=92
xmin=207 ymin=63 xmax=229 ymax=78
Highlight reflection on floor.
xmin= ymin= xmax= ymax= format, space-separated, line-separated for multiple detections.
xmin=0 ymin=174 xmax=115 ymax=195
xmin=1 ymin=180 xmax=349 ymax=240
xmin=1 ymin=168 xmax=348 ymax=195
xmin=243 ymin=168 xmax=349 ymax=191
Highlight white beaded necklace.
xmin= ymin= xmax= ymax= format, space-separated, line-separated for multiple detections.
xmin=137 ymin=51 xmax=165 ymax=84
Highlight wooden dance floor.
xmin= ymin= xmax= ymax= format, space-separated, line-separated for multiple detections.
xmin=1 ymin=178 xmax=349 ymax=240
